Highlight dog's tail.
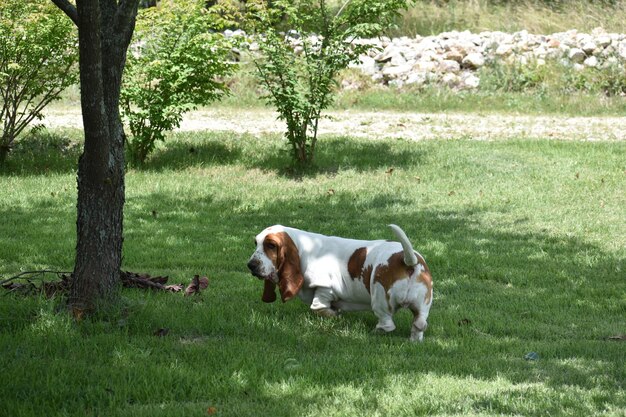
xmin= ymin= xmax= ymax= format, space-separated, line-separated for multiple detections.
xmin=389 ymin=224 xmax=418 ymax=267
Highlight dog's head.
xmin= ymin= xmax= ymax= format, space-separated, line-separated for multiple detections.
xmin=247 ymin=226 xmax=304 ymax=303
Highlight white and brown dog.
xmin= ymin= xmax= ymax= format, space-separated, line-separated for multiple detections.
xmin=247 ymin=224 xmax=433 ymax=342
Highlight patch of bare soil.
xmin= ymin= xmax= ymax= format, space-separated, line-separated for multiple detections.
xmin=41 ymin=108 xmax=626 ymax=141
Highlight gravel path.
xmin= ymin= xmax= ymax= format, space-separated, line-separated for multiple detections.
xmin=41 ymin=107 xmax=626 ymax=142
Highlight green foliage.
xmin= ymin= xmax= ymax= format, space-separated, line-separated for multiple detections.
xmin=206 ymin=0 xmax=248 ymax=30
xmin=249 ymin=0 xmax=410 ymax=165
xmin=479 ymin=58 xmax=550 ymax=93
xmin=479 ymin=57 xmax=626 ymax=98
xmin=121 ymin=0 xmax=236 ymax=165
xmin=561 ymin=60 xmax=626 ymax=96
xmin=0 ymin=0 xmax=78 ymax=164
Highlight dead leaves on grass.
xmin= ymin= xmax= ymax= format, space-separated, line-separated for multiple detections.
xmin=1 ymin=271 xmax=71 ymax=297
xmin=121 ymin=271 xmax=183 ymax=293
xmin=2 ymin=270 xmax=209 ymax=299
xmin=184 ymin=275 xmax=209 ymax=297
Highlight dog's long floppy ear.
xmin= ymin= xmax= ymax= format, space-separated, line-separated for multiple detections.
xmin=276 ymin=232 xmax=304 ymax=302
xmin=262 ymin=280 xmax=277 ymax=303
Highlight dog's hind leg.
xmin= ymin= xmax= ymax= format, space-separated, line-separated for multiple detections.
xmin=409 ymin=304 xmax=430 ymax=342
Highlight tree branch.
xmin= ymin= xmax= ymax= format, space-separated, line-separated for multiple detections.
xmin=50 ymin=0 xmax=78 ymax=26
xmin=0 ymin=270 xmax=72 ymax=286
xmin=114 ymin=0 xmax=140 ymax=48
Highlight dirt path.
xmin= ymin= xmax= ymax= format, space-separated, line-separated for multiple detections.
xmin=41 ymin=107 xmax=626 ymax=141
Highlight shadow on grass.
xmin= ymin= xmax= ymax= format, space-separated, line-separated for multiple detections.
xmin=40 ymin=185 xmax=621 ymax=347
xmin=1 ymin=129 xmax=424 ymax=179
xmin=110 ymin=191 xmax=624 ymax=416
xmin=205 ymin=197 xmax=623 ymax=416
xmin=136 ymin=131 xmax=425 ymax=178
xmin=0 ymin=128 xmax=83 ymax=176
xmin=2 ymin=137 xmax=625 ymax=416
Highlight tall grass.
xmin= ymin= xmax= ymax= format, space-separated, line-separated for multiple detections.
xmin=392 ymin=0 xmax=626 ymax=36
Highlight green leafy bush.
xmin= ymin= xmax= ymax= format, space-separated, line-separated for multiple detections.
xmin=561 ymin=60 xmax=626 ymax=96
xmin=0 ymin=0 xmax=78 ymax=164
xmin=479 ymin=58 xmax=550 ymax=93
xmin=121 ymin=0 xmax=236 ymax=165
xmin=479 ymin=56 xmax=626 ymax=98
xmin=248 ymin=0 xmax=410 ymax=166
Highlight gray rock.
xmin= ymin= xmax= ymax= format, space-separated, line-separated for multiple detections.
xmin=495 ymin=44 xmax=513 ymax=56
xmin=596 ymin=35 xmax=612 ymax=48
xmin=352 ymin=55 xmax=378 ymax=75
xmin=462 ymin=73 xmax=480 ymax=89
xmin=584 ymin=56 xmax=598 ymax=67
xmin=382 ymin=64 xmax=412 ymax=79
xmin=439 ymin=59 xmax=461 ymax=73
xmin=388 ymin=79 xmax=404 ymax=88
xmin=442 ymin=73 xmax=459 ymax=87
xmin=374 ymin=45 xmax=399 ymax=62
xmin=462 ymin=52 xmax=485 ymax=69
xmin=405 ymin=72 xmax=426 ymax=85
xmin=582 ymin=41 xmax=597 ymax=54
xmin=390 ymin=52 xmax=407 ymax=66
xmin=240 ymin=27 xmax=626 ymax=91
xmin=568 ymin=48 xmax=587 ymax=63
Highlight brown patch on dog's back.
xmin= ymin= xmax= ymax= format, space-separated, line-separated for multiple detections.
xmin=361 ymin=265 xmax=373 ymax=293
xmin=373 ymin=251 xmax=411 ymax=293
xmin=348 ymin=247 xmax=366 ymax=278
xmin=348 ymin=247 xmax=372 ymax=293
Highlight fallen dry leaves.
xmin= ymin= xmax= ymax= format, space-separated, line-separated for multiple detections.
xmin=184 ymin=275 xmax=209 ymax=296
xmin=2 ymin=270 xmax=208 ymax=298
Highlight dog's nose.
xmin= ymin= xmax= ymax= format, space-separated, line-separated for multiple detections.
xmin=247 ymin=259 xmax=258 ymax=272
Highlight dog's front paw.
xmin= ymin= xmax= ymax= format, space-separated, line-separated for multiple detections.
xmin=313 ymin=308 xmax=339 ymax=318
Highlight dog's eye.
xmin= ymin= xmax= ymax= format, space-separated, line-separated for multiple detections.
xmin=265 ymin=242 xmax=276 ymax=251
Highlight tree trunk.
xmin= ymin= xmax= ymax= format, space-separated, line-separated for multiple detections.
xmin=0 ymin=143 xmax=10 ymax=165
xmin=56 ymin=0 xmax=138 ymax=313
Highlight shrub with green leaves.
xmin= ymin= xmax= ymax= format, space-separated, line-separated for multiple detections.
xmin=121 ymin=0 xmax=236 ymax=165
xmin=478 ymin=58 xmax=550 ymax=93
xmin=248 ymin=0 xmax=410 ymax=166
xmin=479 ymin=56 xmax=626 ymax=97
xmin=0 ymin=0 xmax=78 ymax=164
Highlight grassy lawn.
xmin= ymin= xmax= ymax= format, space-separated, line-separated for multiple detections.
xmin=217 ymin=83 xmax=626 ymax=117
xmin=1 ymin=129 xmax=625 ymax=416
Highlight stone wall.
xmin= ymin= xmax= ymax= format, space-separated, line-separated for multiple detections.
xmin=227 ymin=28 xmax=626 ymax=91
xmin=348 ymin=28 xmax=626 ymax=90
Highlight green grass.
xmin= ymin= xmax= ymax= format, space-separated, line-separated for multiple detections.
xmin=217 ymin=78 xmax=626 ymax=117
xmin=332 ymin=86 xmax=626 ymax=116
xmin=392 ymin=0 xmax=626 ymax=36
xmin=1 ymin=129 xmax=625 ymax=416
xmin=215 ymin=64 xmax=626 ymax=116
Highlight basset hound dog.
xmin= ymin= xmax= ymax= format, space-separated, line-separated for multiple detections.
xmin=247 ymin=224 xmax=433 ymax=342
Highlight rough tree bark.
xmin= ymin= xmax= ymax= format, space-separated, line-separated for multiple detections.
xmin=52 ymin=0 xmax=139 ymax=313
